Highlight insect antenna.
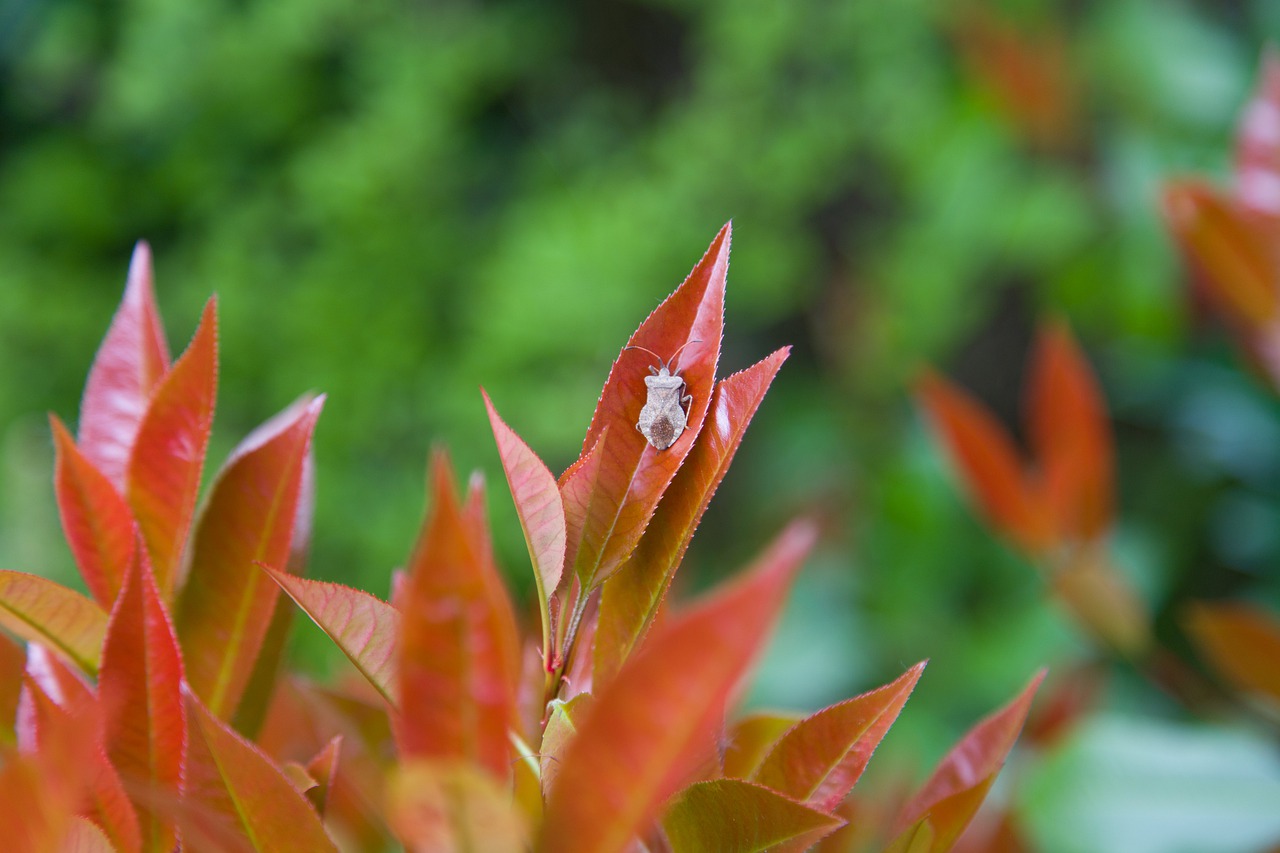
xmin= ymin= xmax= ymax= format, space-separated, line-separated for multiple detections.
xmin=624 ymin=339 xmax=703 ymax=371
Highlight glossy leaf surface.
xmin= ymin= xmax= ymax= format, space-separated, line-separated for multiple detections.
xmin=539 ymin=519 xmax=816 ymax=853
xmin=662 ymin=779 xmax=843 ymax=853
xmin=99 ymin=550 xmax=186 ymax=853
xmin=178 ymin=396 xmax=323 ymax=719
xmin=51 ymin=416 xmax=137 ymax=607
xmin=79 ymin=242 xmax=171 ymax=491
xmin=127 ymin=298 xmax=218 ymax=596
xmin=0 ymin=570 xmax=108 ymax=675
xmin=751 ymin=661 xmax=925 ymax=810
xmin=567 ymin=223 xmax=729 ymax=587
xmin=184 ymin=688 xmax=337 ymax=852
xmin=594 ymin=348 xmax=789 ymax=685
xmin=1185 ymin=602 xmax=1280 ymax=704
xmin=268 ymin=570 xmax=399 ymax=706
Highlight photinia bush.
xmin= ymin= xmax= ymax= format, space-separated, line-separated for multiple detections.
xmin=0 ymin=224 xmax=1042 ymax=851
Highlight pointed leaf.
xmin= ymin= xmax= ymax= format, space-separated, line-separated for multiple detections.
xmin=60 ymin=817 xmax=118 ymax=853
xmin=662 ymin=779 xmax=843 ymax=853
xmin=539 ymin=519 xmax=816 ymax=853
xmin=461 ymin=471 xmax=522 ymax=693
xmin=595 ymin=349 xmax=790 ymax=685
xmin=386 ymin=760 xmax=527 ymax=852
xmin=397 ymin=452 xmax=517 ymax=779
xmin=0 ymin=570 xmax=108 ymax=675
xmin=177 ymin=396 xmax=323 ymax=720
xmin=268 ymin=570 xmax=399 ymax=706
xmin=539 ymin=694 xmax=589 ymax=797
xmin=79 ymin=242 xmax=171 ymax=491
xmin=559 ymin=425 xmax=608 ymax=586
xmin=304 ymin=737 xmax=342 ymax=816
xmin=484 ymin=390 xmax=567 ymax=602
xmin=1026 ymin=323 xmax=1113 ymax=541
xmin=889 ymin=671 xmax=1045 ymax=852
xmin=1185 ymin=601 xmax=1280 ymax=704
xmin=127 ymin=298 xmax=218 ymax=595
xmin=752 ymin=662 xmax=925 ymax=811
xmin=1162 ymin=181 xmax=1280 ymax=327
xmin=1236 ymin=48 xmax=1280 ymax=217
xmin=569 ymin=224 xmax=730 ymax=587
xmin=916 ymin=370 xmax=1051 ymax=554
xmin=184 ymin=687 xmax=337 ymax=852
xmin=722 ymin=712 xmax=804 ymax=780
xmin=99 ymin=548 xmax=186 ymax=852
xmin=51 ymin=416 xmax=137 ymax=607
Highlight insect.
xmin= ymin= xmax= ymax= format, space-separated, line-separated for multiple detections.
xmin=626 ymin=340 xmax=700 ymax=450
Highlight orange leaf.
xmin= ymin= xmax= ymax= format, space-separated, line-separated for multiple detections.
xmin=594 ymin=349 xmax=789 ymax=686
xmin=567 ymin=223 xmax=729 ymax=588
xmin=1236 ymin=48 xmax=1280 ymax=218
xmin=916 ymin=371 xmax=1051 ymax=553
xmin=1162 ymin=180 xmax=1280 ymax=328
xmin=385 ymin=760 xmax=526 ymax=852
xmin=127 ymin=298 xmax=218 ymax=596
xmin=51 ymin=416 xmax=137 ymax=607
xmin=99 ymin=547 xmax=186 ymax=852
xmin=1185 ymin=601 xmax=1280 ymax=704
xmin=888 ymin=671 xmax=1045 ymax=852
xmin=304 ymin=736 xmax=342 ymax=816
xmin=721 ymin=711 xmax=804 ymax=780
xmin=79 ymin=242 xmax=171 ymax=491
xmin=1025 ymin=322 xmax=1113 ymax=541
xmin=177 ymin=395 xmax=323 ymax=720
xmin=662 ymin=778 xmax=844 ymax=852
xmin=396 ymin=452 xmax=517 ymax=779
xmin=751 ymin=662 xmax=925 ymax=811
xmin=539 ymin=519 xmax=816 ymax=853
xmin=0 ymin=570 xmax=108 ymax=675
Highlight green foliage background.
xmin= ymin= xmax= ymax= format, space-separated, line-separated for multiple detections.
xmin=3 ymin=1 xmax=1280 ymax=848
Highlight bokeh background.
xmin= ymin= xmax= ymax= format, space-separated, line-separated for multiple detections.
xmin=3 ymin=1 xmax=1280 ymax=850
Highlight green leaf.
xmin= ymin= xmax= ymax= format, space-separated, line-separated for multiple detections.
xmin=386 ymin=760 xmax=526 ymax=852
xmin=662 ymin=779 xmax=843 ymax=853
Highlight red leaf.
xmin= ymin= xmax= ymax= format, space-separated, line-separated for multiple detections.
xmin=751 ymin=661 xmax=925 ymax=811
xmin=79 ymin=242 xmax=171 ymax=491
xmin=268 ymin=570 xmax=399 ymax=706
xmin=0 ymin=633 xmax=25 ymax=746
xmin=888 ymin=671 xmax=1045 ymax=852
xmin=568 ymin=223 xmax=729 ymax=587
xmin=1185 ymin=601 xmax=1280 ymax=704
xmin=183 ymin=688 xmax=337 ymax=852
xmin=484 ymin=391 xmax=567 ymax=604
xmin=304 ymin=737 xmax=342 ymax=816
xmin=51 ymin=416 xmax=137 ymax=607
xmin=99 ymin=547 xmax=186 ymax=852
xmin=916 ymin=371 xmax=1051 ymax=554
xmin=594 ymin=349 xmax=789 ymax=685
xmin=0 ymin=570 xmax=108 ymax=675
xmin=539 ymin=519 xmax=816 ymax=853
xmin=1236 ymin=48 xmax=1280 ymax=218
xmin=1162 ymin=180 xmax=1280 ymax=328
xmin=559 ymin=425 xmax=608 ymax=586
xmin=176 ymin=395 xmax=323 ymax=719
xmin=127 ymin=298 xmax=218 ymax=597
xmin=662 ymin=779 xmax=844 ymax=853
xmin=396 ymin=452 xmax=517 ymax=779
xmin=1025 ymin=323 xmax=1113 ymax=541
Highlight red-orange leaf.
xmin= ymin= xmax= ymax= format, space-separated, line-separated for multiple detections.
xmin=484 ymin=390 xmax=567 ymax=606
xmin=595 ymin=348 xmax=789 ymax=686
xmin=751 ymin=661 xmax=925 ymax=811
xmin=888 ymin=671 xmax=1045 ymax=852
xmin=127 ymin=297 xmax=218 ymax=597
xmin=662 ymin=779 xmax=844 ymax=853
xmin=1162 ymin=180 xmax=1280 ymax=328
xmin=396 ymin=452 xmax=517 ymax=780
xmin=386 ymin=760 xmax=527 ymax=852
xmin=0 ymin=570 xmax=108 ymax=675
xmin=183 ymin=688 xmax=337 ymax=852
xmin=177 ymin=395 xmax=323 ymax=720
xmin=268 ymin=570 xmax=399 ymax=706
xmin=99 ymin=548 xmax=186 ymax=853
xmin=304 ymin=737 xmax=342 ymax=816
xmin=539 ymin=519 xmax=816 ymax=853
xmin=568 ymin=223 xmax=730 ymax=588
xmin=559 ymin=425 xmax=608 ymax=587
xmin=1026 ymin=322 xmax=1113 ymax=541
xmin=721 ymin=712 xmax=804 ymax=780
xmin=916 ymin=371 xmax=1051 ymax=554
xmin=1185 ymin=601 xmax=1280 ymax=704
xmin=51 ymin=416 xmax=137 ymax=607
xmin=1236 ymin=48 xmax=1280 ymax=218
xmin=79 ymin=242 xmax=171 ymax=491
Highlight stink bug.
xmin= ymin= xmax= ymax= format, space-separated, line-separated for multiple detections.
xmin=626 ymin=340 xmax=700 ymax=450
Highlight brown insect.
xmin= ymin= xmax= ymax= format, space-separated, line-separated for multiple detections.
xmin=626 ymin=340 xmax=700 ymax=450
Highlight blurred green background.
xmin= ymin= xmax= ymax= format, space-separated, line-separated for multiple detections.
xmin=3 ymin=1 xmax=1280 ymax=849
